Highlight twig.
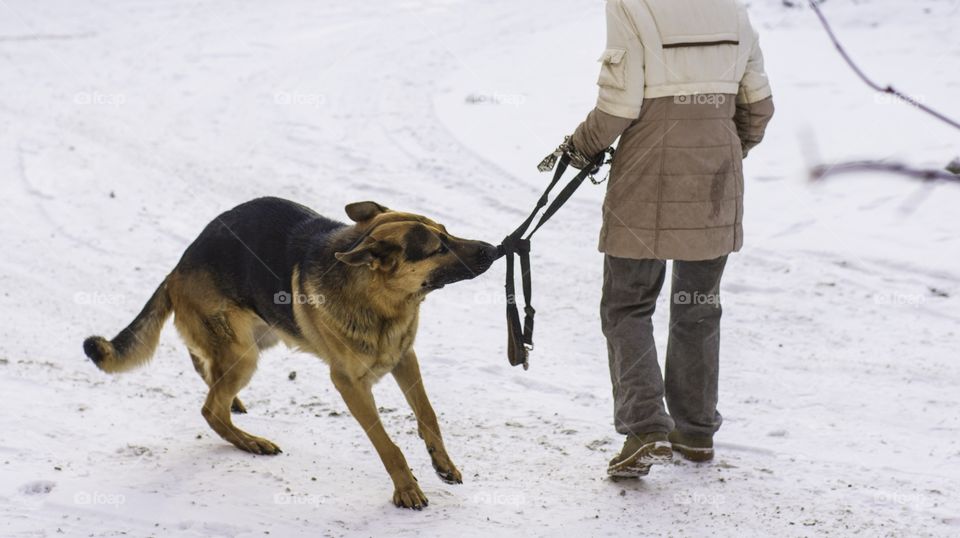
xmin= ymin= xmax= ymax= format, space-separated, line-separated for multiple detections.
xmin=811 ymin=161 xmax=960 ymax=183
xmin=808 ymin=0 xmax=960 ymax=131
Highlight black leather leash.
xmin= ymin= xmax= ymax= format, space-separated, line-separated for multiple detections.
xmin=496 ymin=147 xmax=614 ymax=369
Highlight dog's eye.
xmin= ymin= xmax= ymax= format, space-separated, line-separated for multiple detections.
xmin=434 ymin=243 xmax=449 ymax=256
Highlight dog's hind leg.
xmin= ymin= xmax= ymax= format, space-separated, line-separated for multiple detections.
xmin=330 ymin=368 xmax=428 ymax=509
xmin=231 ymin=397 xmax=248 ymax=415
xmin=190 ymin=351 xmax=247 ymax=414
xmin=205 ymin=321 xmax=277 ymax=414
xmin=175 ymin=303 xmax=280 ymax=456
xmin=201 ymin=315 xmax=280 ymax=455
xmin=170 ymin=271 xmax=256 ymax=418
xmin=392 ymin=350 xmax=462 ymax=484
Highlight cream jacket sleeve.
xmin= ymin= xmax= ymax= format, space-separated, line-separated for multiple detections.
xmin=572 ymin=0 xmax=643 ymax=157
xmin=736 ymin=12 xmax=772 ymax=105
xmin=595 ymin=0 xmax=645 ymax=119
xmin=734 ymin=9 xmax=774 ymax=156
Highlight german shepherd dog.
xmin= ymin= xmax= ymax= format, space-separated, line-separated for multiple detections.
xmin=83 ymin=197 xmax=499 ymax=509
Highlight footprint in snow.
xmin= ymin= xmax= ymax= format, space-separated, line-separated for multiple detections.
xmin=19 ymin=480 xmax=56 ymax=496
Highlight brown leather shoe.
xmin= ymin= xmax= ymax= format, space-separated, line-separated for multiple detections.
xmin=668 ymin=430 xmax=714 ymax=462
xmin=607 ymin=432 xmax=672 ymax=478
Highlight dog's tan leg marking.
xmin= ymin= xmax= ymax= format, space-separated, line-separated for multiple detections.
xmin=392 ymin=350 xmax=462 ymax=484
xmin=190 ymin=351 xmax=247 ymax=414
xmin=199 ymin=328 xmax=281 ymax=455
xmin=330 ymin=369 xmax=428 ymax=510
xmin=170 ymin=276 xmax=280 ymax=456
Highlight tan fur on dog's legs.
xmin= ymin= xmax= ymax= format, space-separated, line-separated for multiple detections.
xmin=198 ymin=340 xmax=280 ymax=455
xmin=392 ymin=350 xmax=462 ymax=484
xmin=175 ymin=305 xmax=280 ymax=456
xmin=330 ymin=369 xmax=428 ymax=510
xmin=190 ymin=352 xmax=247 ymax=414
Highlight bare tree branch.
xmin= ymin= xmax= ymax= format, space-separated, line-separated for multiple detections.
xmin=808 ymin=0 xmax=960 ymax=131
xmin=807 ymin=2 xmax=960 ymax=187
xmin=811 ymin=161 xmax=960 ymax=183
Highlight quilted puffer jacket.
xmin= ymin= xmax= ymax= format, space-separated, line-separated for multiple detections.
xmin=572 ymin=0 xmax=775 ymax=261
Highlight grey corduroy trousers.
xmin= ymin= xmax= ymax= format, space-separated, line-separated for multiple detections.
xmin=600 ymin=255 xmax=728 ymax=438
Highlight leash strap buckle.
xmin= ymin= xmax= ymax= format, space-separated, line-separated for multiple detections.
xmin=589 ymin=147 xmax=616 ymax=184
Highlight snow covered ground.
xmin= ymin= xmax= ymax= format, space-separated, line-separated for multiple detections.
xmin=1 ymin=0 xmax=959 ymax=536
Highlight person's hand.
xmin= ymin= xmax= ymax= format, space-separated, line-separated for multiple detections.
xmin=564 ymin=136 xmax=602 ymax=173
xmin=538 ymin=136 xmax=602 ymax=174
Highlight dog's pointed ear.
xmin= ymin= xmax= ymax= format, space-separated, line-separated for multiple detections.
xmin=334 ymin=237 xmax=399 ymax=270
xmin=345 ymin=201 xmax=389 ymax=223
xmin=334 ymin=243 xmax=376 ymax=267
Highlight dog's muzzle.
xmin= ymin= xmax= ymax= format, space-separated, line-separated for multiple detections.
xmin=422 ymin=241 xmax=500 ymax=292
xmin=477 ymin=242 xmax=501 ymax=269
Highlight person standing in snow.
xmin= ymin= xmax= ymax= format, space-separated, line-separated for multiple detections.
xmin=559 ymin=0 xmax=774 ymax=477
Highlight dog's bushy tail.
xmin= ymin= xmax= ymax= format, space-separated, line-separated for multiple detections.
xmin=83 ymin=281 xmax=173 ymax=373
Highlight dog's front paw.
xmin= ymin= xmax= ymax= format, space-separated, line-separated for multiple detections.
xmin=393 ymin=482 xmax=429 ymax=510
xmin=431 ymin=459 xmax=463 ymax=484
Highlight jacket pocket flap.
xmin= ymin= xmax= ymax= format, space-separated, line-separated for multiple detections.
xmin=598 ymin=48 xmax=626 ymax=64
